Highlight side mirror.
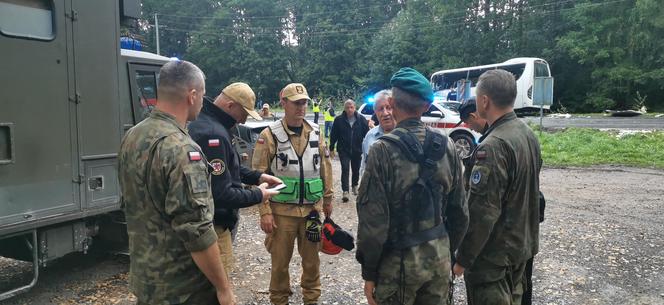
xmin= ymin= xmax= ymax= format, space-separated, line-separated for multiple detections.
xmin=430 ymin=111 xmax=444 ymax=118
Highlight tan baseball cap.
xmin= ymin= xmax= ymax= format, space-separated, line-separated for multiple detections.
xmin=280 ymin=83 xmax=311 ymax=102
xmin=222 ymin=82 xmax=262 ymax=120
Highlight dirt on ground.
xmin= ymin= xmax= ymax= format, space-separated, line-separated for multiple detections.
xmin=1 ymin=162 xmax=663 ymax=305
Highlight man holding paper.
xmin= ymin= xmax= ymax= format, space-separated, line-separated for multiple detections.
xmin=189 ymin=82 xmax=281 ymax=277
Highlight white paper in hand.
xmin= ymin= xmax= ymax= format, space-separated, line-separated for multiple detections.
xmin=267 ymin=183 xmax=287 ymax=193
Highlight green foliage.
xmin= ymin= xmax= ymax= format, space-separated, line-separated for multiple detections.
xmin=537 ymin=128 xmax=664 ymax=168
xmin=126 ymin=0 xmax=664 ymax=112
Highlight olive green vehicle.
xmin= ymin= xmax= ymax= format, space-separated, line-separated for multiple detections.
xmin=0 ymin=0 xmax=168 ymax=299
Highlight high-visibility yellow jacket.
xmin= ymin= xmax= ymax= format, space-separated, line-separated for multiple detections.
xmin=324 ymin=108 xmax=335 ymax=122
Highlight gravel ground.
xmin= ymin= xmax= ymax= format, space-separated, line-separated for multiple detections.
xmin=1 ymin=162 xmax=663 ymax=305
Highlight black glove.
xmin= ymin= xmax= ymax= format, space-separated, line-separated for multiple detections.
xmin=305 ymin=211 xmax=322 ymax=242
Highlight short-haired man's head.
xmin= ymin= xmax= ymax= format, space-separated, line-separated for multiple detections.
xmin=391 ymin=87 xmax=429 ymax=115
xmin=374 ymin=89 xmax=395 ymax=131
xmin=344 ymin=99 xmax=356 ymax=115
xmin=344 ymin=99 xmax=355 ymax=107
xmin=476 ymin=69 xmax=517 ymax=109
xmin=158 ymin=60 xmax=205 ymax=102
xmin=374 ymin=89 xmax=392 ymax=105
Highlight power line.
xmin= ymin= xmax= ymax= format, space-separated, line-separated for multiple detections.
xmin=154 ymin=2 xmax=403 ymax=21
xmin=152 ymin=0 xmax=580 ymax=33
xmin=149 ymin=0 xmax=576 ymax=30
xmin=154 ymin=0 xmax=627 ymax=39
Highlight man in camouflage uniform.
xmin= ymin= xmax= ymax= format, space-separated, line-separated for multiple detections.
xmin=453 ymin=69 xmax=543 ymax=305
xmin=356 ymin=67 xmax=469 ymax=305
xmin=454 ymin=97 xmax=489 ymax=191
xmin=252 ymin=83 xmax=334 ymax=305
xmin=118 ymin=60 xmax=235 ymax=305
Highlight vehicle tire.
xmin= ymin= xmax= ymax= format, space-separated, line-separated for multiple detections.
xmin=450 ymin=132 xmax=476 ymax=159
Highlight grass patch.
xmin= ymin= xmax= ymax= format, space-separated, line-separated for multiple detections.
xmin=535 ymin=128 xmax=664 ymax=169
xmin=565 ymin=112 xmax=664 ymax=118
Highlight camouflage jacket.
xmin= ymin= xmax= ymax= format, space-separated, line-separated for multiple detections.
xmin=456 ymin=112 xmax=542 ymax=269
xmin=356 ymin=118 xmax=469 ymax=281
xmin=118 ymin=110 xmax=218 ymax=304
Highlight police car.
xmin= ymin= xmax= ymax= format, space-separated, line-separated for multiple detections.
xmin=358 ymin=102 xmax=480 ymax=158
xmin=232 ymin=118 xmax=277 ymax=167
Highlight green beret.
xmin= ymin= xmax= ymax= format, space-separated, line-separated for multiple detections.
xmin=390 ymin=67 xmax=434 ymax=103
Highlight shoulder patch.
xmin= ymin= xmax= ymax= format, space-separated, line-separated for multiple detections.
xmin=257 ymin=138 xmax=265 ymax=145
xmin=188 ymin=151 xmax=202 ymax=161
xmin=476 ymin=150 xmax=488 ymax=160
xmin=471 ymin=170 xmax=482 ymax=185
xmin=208 ymin=139 xmax=220 ymax=147
xmin=209 ymin=158 xmax=226 ymax=175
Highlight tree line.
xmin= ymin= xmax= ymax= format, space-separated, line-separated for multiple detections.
xmin=127 ymin=0 xmax=664 ymax=112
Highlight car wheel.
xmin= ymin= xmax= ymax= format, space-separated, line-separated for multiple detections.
xmin=451 ymin=132 xmax=476 ymax=159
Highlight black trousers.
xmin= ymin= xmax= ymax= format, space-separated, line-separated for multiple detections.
xmin=313 ymin=112 xmax=320 ymax=124
xmin=339 ymin=153 xmax=361 ymax=192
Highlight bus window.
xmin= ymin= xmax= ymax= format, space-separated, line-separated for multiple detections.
xmin=535 ymin=62 xmax=550 ymax=77
xmin=0 ymin=0 xmax=54 ymax=40
xmin=433 ymin=63 xmax=526 ymax=92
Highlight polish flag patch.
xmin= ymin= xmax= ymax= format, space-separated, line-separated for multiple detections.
xmin=189 ymin=151 xmax=202 ymax=161
xmin=257 ymin=138 xmax=265 ymax=144
xmin=208 ymin=139 xmax=220 ymax=147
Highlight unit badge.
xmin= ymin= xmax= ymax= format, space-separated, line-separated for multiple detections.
xmin=296 ymin=85 xmax=304 ymax=93
xmin=471 ymin=170 xmax=482 ymax=185
xmin=210 ymin=158 xmax=226 ymax=175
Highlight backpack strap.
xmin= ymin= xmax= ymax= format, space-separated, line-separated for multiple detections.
xmin=381 ymin=128 xmax=450 ymax=250
xmin=380 ymin=128 xmax=422 ymax=163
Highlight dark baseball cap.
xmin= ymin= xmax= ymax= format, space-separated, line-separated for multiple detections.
xmin=455 ymin=97 xmax=477 ymax=127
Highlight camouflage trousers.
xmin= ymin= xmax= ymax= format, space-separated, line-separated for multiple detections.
xmin=464 ymin=259 xmax=527 ymax=305
xmin=374 ymin=240 xmax=451 ymax=305
xmin=136 ymin=284 xmax=218 ymax=305
xmin=214 ymin=226 xmax=234 ymax=276
xmin=264 ymin=214 xmax=321 ymax=305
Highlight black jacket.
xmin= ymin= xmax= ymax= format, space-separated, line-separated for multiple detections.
xmin=329 ymin=111 xmax=370 ymax=157
xmin=189 ymin=100 xmax=263 ymax=230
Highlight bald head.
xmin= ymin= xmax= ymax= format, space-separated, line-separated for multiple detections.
xmin=157 ymin=60 xmax=205 ymax=103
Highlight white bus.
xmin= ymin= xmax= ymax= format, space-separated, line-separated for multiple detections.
xmin=430 ymin=57 xmax=552 ymax=112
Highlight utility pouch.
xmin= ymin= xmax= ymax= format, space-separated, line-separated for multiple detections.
xmin=271 ymin=176 xmax=299 ymax=203
xmin=304 ymin=178 xmax=324 ymax=202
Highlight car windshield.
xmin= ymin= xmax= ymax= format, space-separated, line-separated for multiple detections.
xmin=440 ymin=102 xmax=460 ymax=113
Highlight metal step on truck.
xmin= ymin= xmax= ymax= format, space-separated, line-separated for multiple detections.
xmin=0 ymin=0 xmax=169 ymax=299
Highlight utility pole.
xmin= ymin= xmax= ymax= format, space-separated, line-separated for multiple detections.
xmin=154 ymin=13 xmax=160 ymax=55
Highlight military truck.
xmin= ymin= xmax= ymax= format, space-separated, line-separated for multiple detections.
xmin=0 ymin=0 xmax=169 ymax=299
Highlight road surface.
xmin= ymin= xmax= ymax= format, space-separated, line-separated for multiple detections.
xmin=272 ymin=112 xmax=664 ymax=130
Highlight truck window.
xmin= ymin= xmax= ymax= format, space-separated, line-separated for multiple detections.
xmin=133 ymin=70 xmax=158 ymax=123
xmin=0 ymin=0 xmax=54 ymax=40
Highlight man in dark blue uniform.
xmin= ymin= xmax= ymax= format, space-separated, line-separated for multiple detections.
xmin=189 ymin=82 xmax=281 ymax=276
